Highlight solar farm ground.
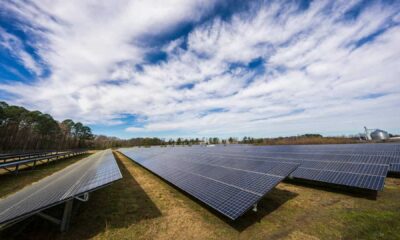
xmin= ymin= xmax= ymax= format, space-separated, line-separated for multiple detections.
xmin=1 ymin=151 xmax=400 ymax=240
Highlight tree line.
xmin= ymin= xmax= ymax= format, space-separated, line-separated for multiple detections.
xmin=1 ymin=101 xmax=360 ymax=152
xmin=0 ymin=101 xmax=170 ymax=151
xmin=0 ymin=101 xmax=94 ymax=151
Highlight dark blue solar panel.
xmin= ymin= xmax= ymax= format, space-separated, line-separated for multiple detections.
xmin=121 ymin=143 xmax=397 ymax=194
xmin=390 ymin=164 xmax=400 ymax=172
xmin=0 ymin=150 xmax=122 ymax=225
xmin=145 ymin=144 xmax=394 ymax=191
xmin=119 ymin=147 xmax=299 ymax=220
xmin=196 ymin=145 xmax=395 ymax=189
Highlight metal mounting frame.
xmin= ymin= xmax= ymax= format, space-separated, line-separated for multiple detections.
xmin=35 ymin=192 xmax=90 ymax=232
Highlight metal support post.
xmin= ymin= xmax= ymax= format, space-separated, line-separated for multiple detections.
xmin=252 ymin=203 xmax=258 ymax=212
xmin=60 ymin=199 xmax=73 ymax=232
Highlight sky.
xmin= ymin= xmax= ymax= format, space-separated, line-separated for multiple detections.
xmin=0 ymin=0 xmax=399 ymax=139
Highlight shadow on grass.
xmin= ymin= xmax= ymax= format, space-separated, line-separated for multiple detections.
xmin=388 ymin=172 xmax=400 ymax=178
xmin=284 ymin=178 xmax=378 ymax=200
xmin=225 ymin=188 xmax=298 ymax=232
xmin=65 ymin=153 xmax=162 ymax=238
xmin=155 ymin=178 xmax=298 ymax=232
xmin=0 ymin=152 xmax=161 ymax=240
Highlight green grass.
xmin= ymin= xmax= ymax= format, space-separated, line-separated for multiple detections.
xmin=1 ymin=152 xmax=400 ymax=240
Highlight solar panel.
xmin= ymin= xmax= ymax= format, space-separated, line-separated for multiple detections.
xmin=224 ymin=143 xmax=400 ymax=172
xmin=119 ymin=147 xmax=299 ymax=220
xmin=0 ymin=149 xmax=122 ymax=229
xmin=0 ymin=150 xmax=88 ymax=174
xmin=240 ymin=144 xmax=400 ymax=173
xmin=178 ymin=145 xmax=392 ymax=191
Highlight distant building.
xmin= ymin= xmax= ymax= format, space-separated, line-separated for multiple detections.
xmin=370 ymin=129 xmax=389 ymax=141
xmin=364 ymin=127 xmax=390 ymax=141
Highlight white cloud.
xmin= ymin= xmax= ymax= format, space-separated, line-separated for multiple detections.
xmin=0 ymin=27 xmax=43 ymax=76
xmin=1 ymin=1 xmax=400 ymax=138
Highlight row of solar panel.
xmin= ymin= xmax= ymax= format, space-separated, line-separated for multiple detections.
xmin=180 ymin=145 xmax=400 ymax=173
xmin=227 ymin=144 xmax=400 ymax=158
xmin=202 ymin=151 xmax=393 ymax=165
xmin=161 ymin=151 xmax=388 ymax=177
xmin=235 ymin=143 xmax=400 ymax=151
xmin=123 ymin=146 xmax=392 ymax=191
xmin=197 ymin=143 xmax=400 ymax=156
xmin=126 ymin=150 xmax=299 ymax=195
xmin=0 ymin=150 xmax=88 ymax=174
xmin=0 ymin=150 xmax=88 ymax=162
xmin=119 ymin=145 xmax=392 ymax=220
xmin=292 ymin=168 xmax=386 ymax=190
xmin=147 ymin=162 xmax=262 ymax=220
xmin=120 ymin=148 xmax=299 ymax=219
xmin=0 ymin=150 xmax=122 ymax=228
xmin=180 ymin=148 xmax=388 ymax=190
xmin=175 ymin=150 xmax=388 ymax=190
xmin=204 ymin=145 xmax=400 ymax=159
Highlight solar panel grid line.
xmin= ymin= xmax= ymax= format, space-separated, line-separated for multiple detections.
xmin=219 ymin=191 xmax=261 ymax=219
xmin=391 ymin=164 xmax=400 ymax=172
xmin=169 ymin=154 xmax=294 ymax=179
xmin=291 ymin=168 xmax=386 ymax=191
xmin=156 ymin=160 xmax=265 ymax=196
xmin=194 ymin=151 xmax=392 ymax=167
xmin=60 ymin=151 xmax=107 ymax=199
xmin=245 ymin=150 xmax=372 ymax=158
xmin=130 ymin=153 xmax=266 ymax=195
xmin=160 ymin=151 xmax=300 ymax=178
xmin=188 ymin=152 xmax=298 ymax=166
xmin=251 ymin=149 xmax=398 ymax=157
xmin=151 ymin=146 xmax=396 ymax=174
xmin=296 ymin=165 xmax=388 ymax=178
xmin=324 ymin=162 xmax=388 ymax=176
xmin=239 ymin=144 xmax=399 ymax=151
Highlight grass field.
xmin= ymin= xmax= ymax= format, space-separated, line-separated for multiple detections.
xmin=1 ymin=151 xmax=400 ymax=240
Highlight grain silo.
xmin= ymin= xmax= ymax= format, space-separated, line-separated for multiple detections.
xmin=370 ymin=129 xmax=389 ymax=141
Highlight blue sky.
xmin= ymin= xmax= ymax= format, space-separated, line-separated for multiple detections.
xmin=0 ymin=0 xmax=400 ymax=139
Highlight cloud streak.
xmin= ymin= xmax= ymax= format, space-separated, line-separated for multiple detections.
xmin=1 ymin=0 xmax=400 ymax=138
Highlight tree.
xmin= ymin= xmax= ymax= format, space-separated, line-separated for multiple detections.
xmin=0 ymin=102 xmax=95 ymax=151
xmin=213 ymin=137 xmax=219 ymax=144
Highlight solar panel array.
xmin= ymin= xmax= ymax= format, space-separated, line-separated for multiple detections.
xmin=0 ymin=150 xmax=122 ymax=225
xmin=177 ymin=145 xmax=394 ymax=191
xmin=121 ymin=143 xmax=399 ymax=198
xmin=119 ymin=147 xmax=299 ymax=220
xmin=219 ymin=143 xmax=400 ymax=173
xmin=0 ymin=150 xmax=88 ymax=174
